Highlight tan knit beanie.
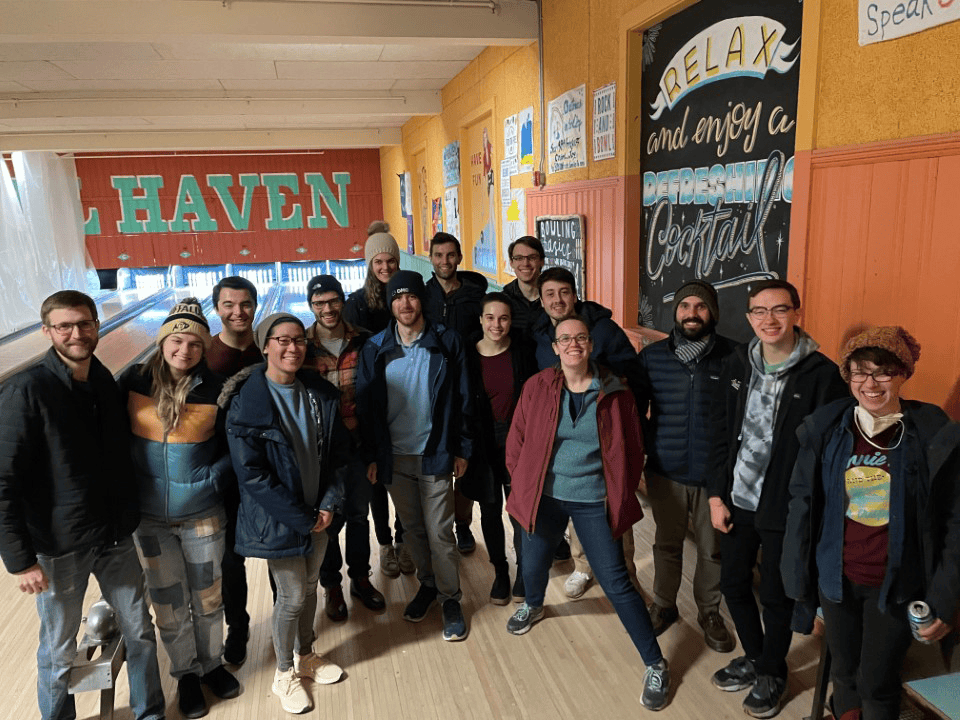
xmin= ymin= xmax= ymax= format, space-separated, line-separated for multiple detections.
xmin=839 ymin=326 xmax=921 ymax=381
xmin=365 ymin=230 xmax=400 ymax=265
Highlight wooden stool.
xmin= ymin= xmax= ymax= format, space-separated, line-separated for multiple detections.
xmin=68 ymin=632 xmax=126 ymax=720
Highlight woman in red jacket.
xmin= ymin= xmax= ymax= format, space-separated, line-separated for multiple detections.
xmin=504 ymin=316 xmax=671 ymax=712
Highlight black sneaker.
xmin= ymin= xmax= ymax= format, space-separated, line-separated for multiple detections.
xmin=512 ymin=574 xmax=525 ymax=603
xmin=553 ymin=537 xmax=571 ymax=561
xmin=403 ymin=584 xmax=438 ymax=622
xmin=712 ymin=656 xmax=758 ymax=692
xmin=743 ymin=674 xmax=787 ymax=718
xmin=647 ymin=603 xmax=679 ymax=636
xmin=641 ymin=658 xmax=671 ymax=711
xmin=490 ymin=571 xmax=511 ymax=606
xmin=441 ymin=599 xmax=468 ymax=641
xmin=351 ymin=577 xmax=386 ymax=611
xmin=201 ymin=665 xmax=240 ymax=699
xmin=456 ymin=524 xmax=476 ymax=554
xmin=223 ymin=626 xmax=249 ymax=666
xmin=178 ymin=673 xmax=208 ymax=719
xmin=506 ymin=603 xmax=544 ymax=635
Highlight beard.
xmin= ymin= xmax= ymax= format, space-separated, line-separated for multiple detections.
xmin=675 ymin=317 xmax=713 ymax=341
xmin=51 ymin=334 xmax=98 ymax=362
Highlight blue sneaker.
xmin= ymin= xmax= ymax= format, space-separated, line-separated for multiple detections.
xmin=506 ymin=603 xmax=544 ymax=635
xmin=441 ymin=599 xmax=468 ymax=641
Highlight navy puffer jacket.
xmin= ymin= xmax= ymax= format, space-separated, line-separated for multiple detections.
xmin=637 ymin=331 xmax=738 ymax=486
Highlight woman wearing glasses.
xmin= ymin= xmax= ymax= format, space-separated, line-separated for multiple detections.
xmin=222 ymin=313 xmax=349 ymax=713
xmin=504 ymin=316 xmax=672 ymax=712
xmin=119 ymin=298 xmax=239 ymax=718
xmin=782 ymin=326 xmax=960 ymax=720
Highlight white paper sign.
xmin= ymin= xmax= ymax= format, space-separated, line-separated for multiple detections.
xmin=500 ymin=160 xmax=514 ymax=207
xmin=444 ymin=186 xmax=460 ymax=239
xmin=548 ymin=84 xmax=587 ymax=174
xmin=592 ymin=83 xmax=616 ymax=161
xmin=504 ymin=114 xmax=518 ymax=166
xmin=859 ymin=0 xmax=960 ymax=45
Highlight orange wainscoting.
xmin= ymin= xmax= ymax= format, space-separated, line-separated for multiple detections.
xmin=791 ymin=132 xmax=960 ymax=415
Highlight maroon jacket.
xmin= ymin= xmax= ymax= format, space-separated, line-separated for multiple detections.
xmin=505 ymin=365 xmax=645 ymax=538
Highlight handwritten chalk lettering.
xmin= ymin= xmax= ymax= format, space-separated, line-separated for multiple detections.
xmin=645 ymin=150 xmax=784 ymax=283
xmin=646 ymin=106 xmax=691 ymax=155
xmin=642 ymin=155 xmax=794 ymax=207
xmin=693 ymin=101 xmax=763 ymax=159
xmin=768 ymin=105 xmax=796 ymax=135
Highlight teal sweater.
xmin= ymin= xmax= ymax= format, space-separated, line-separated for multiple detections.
xmin=542 ymin=376 xmax=605 ymax=503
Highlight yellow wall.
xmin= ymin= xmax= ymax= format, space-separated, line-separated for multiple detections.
xmin=812 ymin=0 xmax=960 ymax=148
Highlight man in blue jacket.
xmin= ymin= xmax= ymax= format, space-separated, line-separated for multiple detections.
xmin=356 ymin=270 xmax=474 ymax=642
xmin=637 ymin=280 xmax=736 ymax=653
xmin=0 ymin=290 xmax=164 ymax=720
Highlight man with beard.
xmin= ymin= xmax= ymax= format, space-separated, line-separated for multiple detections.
xmin=0 ymin=291 xmax=165 ymax=720
xmin=636 ymin=280 xmax=736 ymax=653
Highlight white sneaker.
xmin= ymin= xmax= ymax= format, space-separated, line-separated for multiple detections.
xmin=564 ymin=570 xmax=592 ymax=599
xmin=295 ymin=651 xmax=344 ymax=685
xmin=272 ymin=667 xmax=312 ymax=714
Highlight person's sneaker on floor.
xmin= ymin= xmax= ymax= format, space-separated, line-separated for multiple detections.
xmin=456 ymin=524 xmax=476 ymax=554
xmin=647 ymin=603 xmax=679 ymax=636
xmin=512 ymin=573 xmax=525 ymax=603
xmin=563 ymin=570 xmax=592 ymax=599
xmin=489 ymin=569 xmax=510 ymax=605
xmin=295 ymin=651 xmax=344 ymax=685
xmin=395 ymin=543 xmax=416 ymax=574
xmin=379 ymin=544 xmax=400 ymax=578
xmin=403 ymin=583 xmax=438 ymax=622
xmin=273 ymin=667 xmax=312 ymax=714
xmin=223 ymin=626 xmax=249 ymax=666
xmin=201 ymin=664 xmax=241 ymax=699
xmin=441 ymin=599 xmax=468 ymax=641
xmin=351 ymin=577 xmax=386 ymax=611
xmin=698 ymin=610 xmax=735 ymax=652
xmin=742 ymin=674 xmax=787 ymax=718
xmin=641 ymin=658 xmax=671 ymax=711
xmin=506 ymin=602 xmax=544 ymax=635
xmin=553 ymin=537 xmax=571 ymax=561
xmin=323 ymin=584 xmax=348 ymax=621
xmin=178 ymin=673 xmax=208 ymax=719
xmin=712 ymin=655 xmax=758 ymax=691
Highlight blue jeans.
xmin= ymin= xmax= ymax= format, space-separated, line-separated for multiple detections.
xmin=521 ymin=495 xmax=662 ymax=665
xmin=320 ymin=459 xmax=373 ymax=586
xmin=268 ymin=532 xmax=328 ymax=671
xmin=35 ymin=537 xmax=164 ymax=720
xmin=134 ymin=511 xmax=226 ymax=678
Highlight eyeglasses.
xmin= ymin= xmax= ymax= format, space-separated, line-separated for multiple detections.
xmin=511 ymin=253 xmax=541 ymax=264
xmin=849 ymin=370 xmax=897 ymax=383
xmin=269 ymin=336 xmax=307 ymax=347
xmin=311 ymin=299 xmax=342 ymax=309
xmin=747 ymin=305 xmax=795 ymax=319
xmin=46 ymin=320 xmax=98 ymax=336
xmin=554 ymin=333 xmax=590 ymax=347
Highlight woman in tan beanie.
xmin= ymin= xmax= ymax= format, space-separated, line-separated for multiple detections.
xmin=782 ymin=326 xmax=960 ymax=720
xmin=343 ymin=220 xmax=401 ymax=334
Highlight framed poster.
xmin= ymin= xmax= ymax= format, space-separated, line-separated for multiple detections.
xmin=535 ymin=214 xmax=585 ymax=296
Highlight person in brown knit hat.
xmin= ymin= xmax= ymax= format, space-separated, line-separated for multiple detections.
xmin=782 ymin=325 xmax=960 ymax=720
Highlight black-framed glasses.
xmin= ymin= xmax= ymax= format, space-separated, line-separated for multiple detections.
xmin=269 ymin=336 xmax=307 ymax=347
xmin=311 ymin=299 xmax=342 ymax=310
xmin=511 ymin=253 xmax=541 ymax=264
xmin=849 ymin=370 xmax=896 ymax=383
xmin=46 ymin=320 xmax=99 ymax=336
xmin=554 ymin=333 xmax=590 ymax=347
xmin=747 ymin=305 xmax=794 ymax=319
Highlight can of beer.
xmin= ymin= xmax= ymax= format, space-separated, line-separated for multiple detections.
xmin=908 ymin=601 xmax=934 ymax=642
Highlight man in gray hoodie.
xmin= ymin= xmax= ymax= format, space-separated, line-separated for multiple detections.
xmin=706 ymin=279 xmax=847 ymax=719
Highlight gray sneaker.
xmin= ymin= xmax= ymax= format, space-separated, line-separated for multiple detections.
xmin=742 ymin=674 xmax=787 ymax=718
xmin=641 ymin=658 xmax=671 ymax=711
xmin=506 ymin=603 xmax=544 ymax=635
xmin=712 ymin=655 xmax=758 ymax=691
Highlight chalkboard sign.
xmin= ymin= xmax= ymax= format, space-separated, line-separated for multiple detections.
xmin=639 ymin=1 xmax=802 ymax=341
xmin=535 ymin=214 xmax=586 ymax=295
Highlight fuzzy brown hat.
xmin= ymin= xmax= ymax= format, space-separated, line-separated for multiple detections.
xmin=839 ymin=326 xmax=921 ymax=381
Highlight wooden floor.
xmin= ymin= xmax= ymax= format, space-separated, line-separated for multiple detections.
xmin=2 ymin=496 xmax=954 ymax=720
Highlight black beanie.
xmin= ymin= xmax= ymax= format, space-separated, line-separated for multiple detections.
xmin=306 ymin=274 xmax=345 ymax=303
xmin=672 ymin=280 xmax=719 ymax=324
xmin=386 ymin=270 xmax=426 ymax=303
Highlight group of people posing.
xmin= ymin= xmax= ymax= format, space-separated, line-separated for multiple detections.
xmin=1 ymin=220 xmax=958 ymax=720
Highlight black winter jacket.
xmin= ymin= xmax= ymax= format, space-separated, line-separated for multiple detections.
xmin=0 ymin=349 xmax=140 ymax=573
xmin=637 ymin=331 xmax=738 ymax=486
xmin=706 ymin=339 xmax=849 ymax=532
xmin=424 ymin=270 xmax=488 ymax=339
xmin=502 ymin=279 xmax=543 ymax=336
xmin=222 ymin=365 xmax=348 ymax=559
xmin=343 ymin=286 xmax=391 ymax=334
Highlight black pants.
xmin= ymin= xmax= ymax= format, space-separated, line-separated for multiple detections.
xmin=720 ymin=508 xmax=793 ymax=679
xmin=221 ymin=489 xmax=249 ymax=634
xmin=370 ymin=480 xmax=404 ymax=545
xmin=820 ymin=578 xmax=912 ymax=720
xmin=319 ymin=460 xmax=374 ymax=587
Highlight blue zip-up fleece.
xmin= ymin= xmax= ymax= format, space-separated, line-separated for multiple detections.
xmin=356 ymin=319 xmax=475 ymax=485
xmin=637 ymin=331 xmax=737 ymax=486
xmin=782 ymin=398 xmax=960 ymax=624
xmin=221 ymin=365 xmax=348 ymax=559
xmin=119 ymin=363 xmax=230 ymax=523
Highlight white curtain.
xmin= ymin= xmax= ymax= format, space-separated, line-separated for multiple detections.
xmin=0 ymin=152 xmax=100 ymax=333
